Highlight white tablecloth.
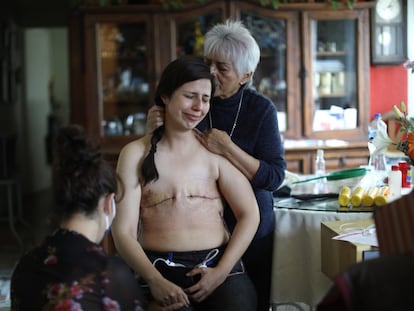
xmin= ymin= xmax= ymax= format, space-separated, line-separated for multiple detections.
xmin=271 ymin=207 xmax=373 ymax=307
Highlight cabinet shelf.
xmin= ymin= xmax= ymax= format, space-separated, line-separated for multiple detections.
xmin=318 ymin=93 xmax=346 ymax=98
xmin=316 ymin=51 xmax=346 ymax=57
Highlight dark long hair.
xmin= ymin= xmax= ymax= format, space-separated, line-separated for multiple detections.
xmin=141 ymin=56 xmax=215 ymax=185
xmin=52 ymin=124 xmax=121 ymax=222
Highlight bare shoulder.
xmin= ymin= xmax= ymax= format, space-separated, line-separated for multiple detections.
xmin=117 ymin=136 xmax=150 ymax=176
xmin=209 ymin=150 xmax=236 ymax=171
xmin=119 ymin=136 xmax=149 ymax=161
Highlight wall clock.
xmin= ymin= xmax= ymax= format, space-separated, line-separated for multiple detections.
xmin=371 ymin=0 xmax=407 ymax=65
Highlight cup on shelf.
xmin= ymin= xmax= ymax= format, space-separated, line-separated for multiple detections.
xmin=327 ymin=42 xmax=336 ymax=52
xmin=319 ymin=72 xmax=332 ymax=94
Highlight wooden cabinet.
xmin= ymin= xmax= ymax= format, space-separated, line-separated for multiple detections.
xmin=284 ymin=141 xmax=370 ymax=173
xmin=69 ymin=1 xmax=374 ymax=171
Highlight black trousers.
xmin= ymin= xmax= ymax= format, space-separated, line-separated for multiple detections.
xmin=242 ymin=230 xmax=274 ymax=311
xmin=143 ymin=247 xmax=257 ymax=311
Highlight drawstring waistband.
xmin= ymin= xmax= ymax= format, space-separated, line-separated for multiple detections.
xmin=152 ymin=248 xmax=220 ymax=269
xmin=146 ymin=246 xmax=245 ymax=276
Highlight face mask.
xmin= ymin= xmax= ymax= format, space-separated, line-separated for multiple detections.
xmin=105 ymin=214 xmax=110 ymax=232
xmin=105 ymin=197 xmax=117 ymax=232
xmin=112 ymin=197 xmax=116 ymax=218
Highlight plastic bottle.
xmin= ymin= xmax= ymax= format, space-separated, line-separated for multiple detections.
xmin=398 ymin=161 xmax=412 ymax=188
xmin=388 ymin=165 xmax=402 ymax=201
xmin=368 ymin=113 xmax=387 ymax=170
xmin=314 ymin=149 xmax=326 ymax=193
xmin=315 ymin=149 xmax=326 ymax=177
xmin=368 ymin=113 xmax=387 ymax=142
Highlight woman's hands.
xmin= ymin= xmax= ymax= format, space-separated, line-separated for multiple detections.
xmin=194 ymin=128 xmax=232 ymax=156
xmin=147 ymin=104 xmax=233 ymax=157
xmin=146 ymin=105 xmax=165 ymax=133
xmin=185 ymin=266 xmax=227 ymax=303
xmin=148 ymin=275 xmax=190 ymax=310
xmin=148 ymin=265 xmax=227 ymax=309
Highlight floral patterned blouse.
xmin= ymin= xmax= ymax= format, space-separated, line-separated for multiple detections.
xmin=10 ymin=228 xmax=146 ymax=310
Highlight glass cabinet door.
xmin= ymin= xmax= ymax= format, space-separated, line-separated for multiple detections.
xmin=302 ymin=10 xmax=369 ymax=140
xmin=175 ymin=10 xmax=223 ymax=58
xmin=161 ymin=2 xmax=225 ymax=62
xmin=234 ymin=3 xmax=300 ymax=138
xmin=84 ymin=15 xmax=153 ymax=138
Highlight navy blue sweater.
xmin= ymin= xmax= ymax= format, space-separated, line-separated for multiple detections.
xmin=198 ymin=86 xmax=286 ymax=239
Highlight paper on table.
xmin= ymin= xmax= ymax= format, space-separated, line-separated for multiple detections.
xmin=333 ymin=226 xmax=378 ymax=247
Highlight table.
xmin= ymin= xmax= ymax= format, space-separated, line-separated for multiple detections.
xmin=270 ymin=205 xmax=373 ymax=309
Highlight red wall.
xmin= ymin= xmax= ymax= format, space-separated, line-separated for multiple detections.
xmin=370 ymin=65 xmax=408 ymax=120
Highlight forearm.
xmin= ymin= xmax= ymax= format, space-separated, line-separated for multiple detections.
xmin=216 ymin=213 xmax=259 ymax=274
xmin=113 ymin=230 xmax=191 ymax=307
xmin=113 ymin=231 xmax=163 ymax=284
xmin=222 ymin=141 xmax=260 ymax=181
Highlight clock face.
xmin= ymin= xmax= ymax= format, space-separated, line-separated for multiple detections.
xmin=376 ymin=0 xmax=401 ymax=21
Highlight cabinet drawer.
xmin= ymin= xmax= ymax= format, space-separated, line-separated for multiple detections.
xmin=322 ymin=148 xmax=369 ymax=171
xmin=284 ymin=152 xmax=312 ymax=174
xmin=285 ymin=142 xmax=369 ymax=174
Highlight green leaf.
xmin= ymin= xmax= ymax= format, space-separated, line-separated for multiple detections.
xmin=171 ymin=1 xmax=184 ymax=8
xmin=270 ymin=0 xmax=279 ymax=9
xmin=347 ymin=0 xmax=356 ymax=9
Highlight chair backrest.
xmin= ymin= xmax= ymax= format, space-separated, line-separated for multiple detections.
xmin=374 ymin=191 xmax=414 ymax=256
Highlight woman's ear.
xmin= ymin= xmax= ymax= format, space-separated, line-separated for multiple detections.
xmin=160 ymin=95 xmax=169 ymax=106
xmin=240 ymin=72 xmax=253 ymax=85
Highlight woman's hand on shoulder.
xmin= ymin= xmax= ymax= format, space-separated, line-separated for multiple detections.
xmin=194 ymin=128 xmax=232 ymax=156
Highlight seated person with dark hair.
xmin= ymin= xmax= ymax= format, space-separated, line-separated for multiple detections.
xmin=11 ymin=125 xmax=146 ymax=310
